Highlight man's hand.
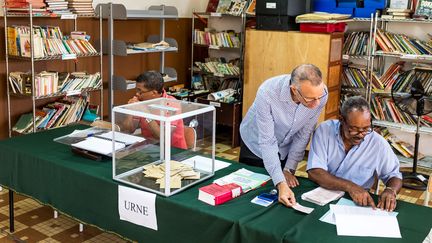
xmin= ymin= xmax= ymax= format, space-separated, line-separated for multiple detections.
xmin=128 ymin=96 xmax=139 ymax=104
xmin=277 ymin=182 xmax=296 ymax=207
xmin=348 ymin=184 xmax=376 ymax=208
xmin=377 ymin=188 xmax=397 ymax=212
xmin=283 ymin=169 xmax=299 ymax=188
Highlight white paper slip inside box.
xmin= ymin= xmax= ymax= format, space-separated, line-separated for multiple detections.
xmin=97 ymin=131 xmax=145 ymax=145
xmin=72 ymin=137 xmax=125 ymax=155
xmin=330 ymin=204 xmax=401 ymax=238
xmin=301 ymin=187 xmax=344 ymax=206
xmin=180 ymin=155 xmax=230 ymax=172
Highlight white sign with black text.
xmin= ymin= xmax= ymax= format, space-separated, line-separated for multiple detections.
xmin=118 ymin=186 xmax=158 ymax=230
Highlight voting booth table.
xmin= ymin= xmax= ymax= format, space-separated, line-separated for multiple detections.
xmin=0 ymin=125 xmax=431 ymax=242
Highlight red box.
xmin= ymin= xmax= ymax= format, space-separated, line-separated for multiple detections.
xmin=300 ymin=22 xmax=346 ymax=33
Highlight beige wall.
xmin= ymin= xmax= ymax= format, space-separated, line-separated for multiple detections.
xmin=0 ymin=0 xmax=209 ymax=17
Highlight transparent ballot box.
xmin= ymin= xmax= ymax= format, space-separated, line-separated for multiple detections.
xmin=112 ymin=98 xmax=216 ymax=196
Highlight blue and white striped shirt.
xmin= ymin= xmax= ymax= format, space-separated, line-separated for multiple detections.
xmin=307 ymin=120 xmax=402 ymax=189
xmin=240 ymin=74 xmax=327 ymax=186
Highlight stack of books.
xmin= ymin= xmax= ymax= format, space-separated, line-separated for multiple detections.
xmin=375 ymin=29 xmax=432 ymax=55
xmin=5 ymin=0 xmax=47 ymax=12
xmin=9 ymin=71 xmax=101 ymax=96
xmin=383 ymin=8 xmax=412 ymax=20
xmin=376 ymin=128 xmax=425 ymax=159
xmin=68 ymin=0 xmax=94 ymax=15
xmin=343 ymin=32 xmax=370 ymax=56
xmin=45 ymin=0 xmax=70 ymax=15
xmin=7 ymin=25 xmax=98 ymax=58
xmin=194 ymin=29 xmax=241 ymax=48
xmin=12 ymin=96 xmax=88 ymax=134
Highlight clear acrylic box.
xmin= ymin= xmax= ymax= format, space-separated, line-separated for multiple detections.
xmin=112 ymin=97 xmax=216 ymax=196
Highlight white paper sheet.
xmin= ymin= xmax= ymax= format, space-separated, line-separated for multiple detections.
xmin=118 ymin=185 xmax=158 ymax=230
xmin=320 ymin=198 xmax=399 ymax=225
xmin=72 ymin=137 xmax=125 ymax=155
xmin=97 ymin=131 xmax=145 ymax=145
xmin=330 ymin=204 xmax=401 ymax=238
xmin=180 ymin=155 xmax=231 ymax=172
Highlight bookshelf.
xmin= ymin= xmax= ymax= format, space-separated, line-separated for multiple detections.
xmin=191 ymin=11 xmax=246 ymax=147
xmin=342 ymin=16 xmax=432 ymax=168
xmin=4 ymin=5 xmax=103 ymax=137
xmin=95 ymin=3 xmax=179 ymax=119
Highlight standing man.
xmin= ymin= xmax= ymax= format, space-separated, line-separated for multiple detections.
xmin=240 ymin=64 xmax=328 ymax=207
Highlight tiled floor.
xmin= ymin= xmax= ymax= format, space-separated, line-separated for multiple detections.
xmin=0 ymin=132 xmax=430 ymax=242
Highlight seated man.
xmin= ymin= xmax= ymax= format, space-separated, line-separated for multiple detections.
xmin=124 ymin=71 xmax=187 ymax=149
xmin=307 ymin=96 xmax=402 ymax=212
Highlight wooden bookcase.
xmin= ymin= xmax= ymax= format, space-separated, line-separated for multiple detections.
xmin=243 ymin=30 xmax=343 ymax=123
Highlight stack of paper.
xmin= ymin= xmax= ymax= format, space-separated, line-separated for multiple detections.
xmin=142 ymin=161 xmax=200 ymax=189
xmin=97 ymin=131 xmax=145 ymax=145
xmin=301 ymin=187 xmax=345 ymax=206
xmin=214 ymin=168 xmax=270 ymax=193
xmin=71 ymin=137 xmax=125 ymax=155
xmin=330 ymin=204 xmax=401 ymax=238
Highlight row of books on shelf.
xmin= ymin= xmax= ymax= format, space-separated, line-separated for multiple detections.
xmin=370 ymin=96 xmax=432 ymax=127
xmin=7 ymin=25 xmax=97 ymax=58
xmin=206 ymin=0 xmax=254 ymax=16
xmin=6 ymin=0 xmax=95 ymax=15
xmin=9 ymin=71 xmax=101 ymax=97
xmin=193 ymin=29 xmax=241 ymax=48
xmin=12 ymin=96 xmax=89 ymax=134
xmin=342 ymin=64 xmax=385 ymax=90
xmin=343 ymin=32 xmax=370 ymax=56
xmin=375 ymin=29 xmax=432 ymax=55
xmin=194 ymin=58 xmax=240 ymax=77
xmin=343 ymin=63 xmax=432 ymax=93
xmin=375 ymin=128 xmax=425 ymax=159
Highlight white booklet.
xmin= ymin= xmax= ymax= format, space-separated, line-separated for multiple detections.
xmin=214 ymin=168 xmax=270 ymax=193
xmin=301 ymin=187 xmax=344 ymax=206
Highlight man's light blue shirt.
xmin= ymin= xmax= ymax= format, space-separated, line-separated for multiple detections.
xmin=307 ymin=120 xmax=402 ymax=189
xmin=240 ymin=74 xmax=327 ymax=186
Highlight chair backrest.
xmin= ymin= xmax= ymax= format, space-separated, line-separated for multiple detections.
xmin=184 ymin=126 xmax=197 ymax=150
xmin=91 ymin=120 xmax=120 ymax=132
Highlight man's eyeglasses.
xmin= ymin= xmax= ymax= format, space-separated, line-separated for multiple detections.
xmin=344 ymin=124 xmax=373 ymax=136
xmin=295 ymin=88 xmax=328 ymax=104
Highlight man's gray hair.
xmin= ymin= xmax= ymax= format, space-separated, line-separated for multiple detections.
xmin=341 ymin=96 xmax=370 ymax=120
xmin=291 ymin=64 xmax=322 ymax=87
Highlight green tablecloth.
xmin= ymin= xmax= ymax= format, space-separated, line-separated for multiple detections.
xmin=0 ymin=125 xmax=431 ymax=243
